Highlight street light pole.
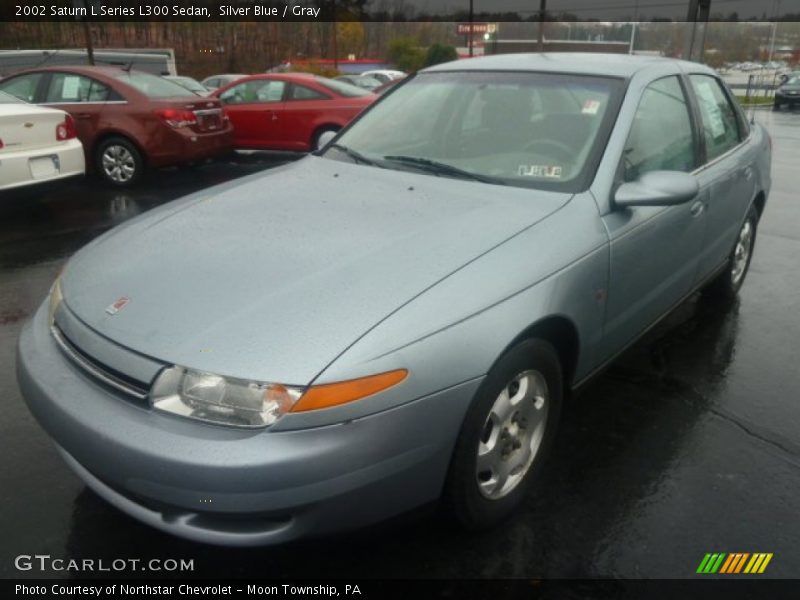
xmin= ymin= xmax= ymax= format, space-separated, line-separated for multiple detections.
xmin=469 ymin=0 xmax=474 ymax=57
xmin=538 ymin=0 xmax=547 ymax=52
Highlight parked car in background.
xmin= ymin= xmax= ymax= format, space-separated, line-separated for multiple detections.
xmin=18 ymin=54 xmax=770 ymax=546
xmin=334 ymin=74 xmax=383 ymax=91
xmin=774 ymin=72 xmax=800 ymax=111
xmin=200 ymin=73 xmax=248 ymax=91
xmin=0 ymin=66 xmax=233 ymax=186
xmin=0 ymin=90 xmax=84 ymax=191
xmin=214 ymin=73 xmax=375 ymax=151
xmin=374 ymin=78 xmax=404 ymax=95
xmin=164 ymin=75 xmax=211 ymax=96
xmin=361 ymin=69 xmax=406 ymax=83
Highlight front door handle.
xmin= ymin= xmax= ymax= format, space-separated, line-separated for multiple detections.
xmin=75 ymin=113 xmax=92 ymax=119
xmin=689 ymin=200 xmax=704 ymax=218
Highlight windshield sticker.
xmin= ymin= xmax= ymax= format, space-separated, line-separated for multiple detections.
xmin=582 ymin=99 xmax=602 ymax=115
xmin=518 ymin=165 xmax=563 ymax=178
xmin=695 ymin=81 xmax=726 ymax=138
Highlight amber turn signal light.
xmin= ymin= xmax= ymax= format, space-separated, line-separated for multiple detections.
xmin=291 ymin=369 xmax=408 ymax=412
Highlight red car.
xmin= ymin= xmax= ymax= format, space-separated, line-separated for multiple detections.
xmin=0 ymin=66 xmax=233 ymax=186
xmin=213 ymin=73 xmax=376 ymax=152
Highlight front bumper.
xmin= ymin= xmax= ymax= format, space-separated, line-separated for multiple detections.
xmin=775 ymin=92 xmax=800 ymax=107
xmin=17 ymin=303 xmax=478 ymax=546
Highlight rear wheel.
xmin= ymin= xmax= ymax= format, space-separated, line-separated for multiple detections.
xmin=705 ymin=205 xmax=758 ymax=299
xmin=444 ymin=339 xmax=562 ymax=529
xmin=95 ymin=137 xmax=144 ymax=186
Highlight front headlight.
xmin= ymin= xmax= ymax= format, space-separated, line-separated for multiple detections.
xmin=151 ymin=366 xmax=303 ymax=428
xmin=150 ymin=366 xmax=408 ymax=429
xmin=48 ymin=276 xmax=63 ymax=326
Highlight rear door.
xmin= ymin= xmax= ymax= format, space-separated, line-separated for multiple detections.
xmin=219 ymin=79 xmax=287 ymax=149
xmin=40 ymin=72 xmax=117 ymax=151
xmin=685 ymin=74 xmax=756 ymax=279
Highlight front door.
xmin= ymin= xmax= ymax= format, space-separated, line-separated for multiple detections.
xmin=600 ymin=75 xmax=707 ymax=356
xmin=219 ymin=79 xmax=287 ymax=149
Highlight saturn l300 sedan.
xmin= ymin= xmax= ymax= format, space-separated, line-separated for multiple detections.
xmin=17 ymin=54 xmax=771 ymax=546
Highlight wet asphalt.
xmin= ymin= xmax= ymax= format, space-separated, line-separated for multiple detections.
xmin=1 ymin=112 xmax=799 ymax=580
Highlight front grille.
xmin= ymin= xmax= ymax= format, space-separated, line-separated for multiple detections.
xmin=51 ymin=325 xmax=150 ymax=401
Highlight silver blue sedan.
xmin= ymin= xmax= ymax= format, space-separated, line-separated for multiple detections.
xmin=17 ymin=54 xmax=771 ymax=546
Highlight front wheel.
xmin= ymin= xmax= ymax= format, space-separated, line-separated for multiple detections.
xmin=704 ymin=205 xmax=758 ymax=299
xmin=443 ymin=339 xmax=562 ymax=529
xmin=95 ymin=137 xmax=144 ymax=186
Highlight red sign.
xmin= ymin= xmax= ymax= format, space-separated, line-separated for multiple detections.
xmin=457 ymin=23 xmax=497 ymax=35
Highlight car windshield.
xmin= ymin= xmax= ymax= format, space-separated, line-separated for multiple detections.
xmin=0 ymin=90 xmax=23 ymax=103
xmin=315 ymin=77 xmax=373 ymax=97
xmin=115 ymin=71 xmax=195 ymax=98
xmin=785 ymin=75 xmax=800 ymax=86
xmin=324 ymin=71 xmax=623 ymax=191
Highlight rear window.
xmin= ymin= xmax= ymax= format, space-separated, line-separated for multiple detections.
xmin=314 ymin=77 xmax=372 ymax=98
xmin=115 ymin=71 xmax=194 ymax=98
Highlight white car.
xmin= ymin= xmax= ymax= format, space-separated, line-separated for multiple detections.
xmin=360 ymin=69 xmax=406 ymax=84
xmin=0 ymin=91 xmax=84 ymax=191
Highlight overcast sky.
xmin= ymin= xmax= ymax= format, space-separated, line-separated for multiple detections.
xmin=402 ymin=0 xmax=800 ymax=20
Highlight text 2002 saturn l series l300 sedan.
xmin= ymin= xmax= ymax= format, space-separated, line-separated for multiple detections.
xmin=17 ymin=54 xmax=771 ymax=546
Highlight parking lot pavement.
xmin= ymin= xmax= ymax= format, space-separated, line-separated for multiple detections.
xmin=1 ymin=115 xmax=799 ymax=579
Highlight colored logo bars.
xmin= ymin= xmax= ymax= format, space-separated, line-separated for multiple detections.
xmin=696 ymin=553 xmax=773 ymax=574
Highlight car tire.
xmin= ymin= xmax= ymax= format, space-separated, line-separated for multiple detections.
xmin=773 ymin=102 xmax=782 ymax=111
xmin=95 ymin=137 xmax=144 ymax=187
xmin=704 ymin=205 xmax=759 ymax=299
xmin=312 ymin=126 xmax=339 ymax=152
xmin=443 ymin=338 xmax=563 ymax=530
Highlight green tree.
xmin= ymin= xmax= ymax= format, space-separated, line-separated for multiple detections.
xmin=424 ymin=43 xmax=458 ymax=67
xmin=386 ymin=36 xmax=425 ymax=72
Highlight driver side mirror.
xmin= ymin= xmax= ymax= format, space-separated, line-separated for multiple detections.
xmin=614 ymin=171 xmax=699 ymax=209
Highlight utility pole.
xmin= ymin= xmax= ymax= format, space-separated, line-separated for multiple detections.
xmin=684 ymin=0 xmax=711 ymax=62
xmin=76 ymin=0 xmax=95 ymax=65
xmin=767 ymin=0 xmax=782 ymax=64
xmin=332 ymin=0 xmax=338 ymax=70
xmin=538 ymin=0 xmax=547 ymax=52
xmin=469 ymin=0 xmax=474 ymax=57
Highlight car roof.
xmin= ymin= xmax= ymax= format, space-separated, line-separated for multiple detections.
xmin=422 ymin=53 xmax=712 ymax=78
xmin=9 ymin=65 xmax=135 ymax=77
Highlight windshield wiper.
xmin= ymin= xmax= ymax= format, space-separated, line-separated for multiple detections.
xmin=382 ymin=155 xmax=504 ymax=185
xmin=328 ymin=143 xmax=381 ymax=167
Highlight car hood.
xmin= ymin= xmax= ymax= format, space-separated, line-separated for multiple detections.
xmin=62 ymin=157 xmax=571 ymax=384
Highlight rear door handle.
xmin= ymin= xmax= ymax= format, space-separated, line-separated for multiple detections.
xmin=741 ymin=166 xmax=754 ymax=181
xmin=689 ymin=200 xmax=704 ymax=218
xmin=75 ymin=113 xmax=92 ymax=120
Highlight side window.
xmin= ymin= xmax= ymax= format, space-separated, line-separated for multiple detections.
xmin=623 ymin=76 xmax=696 ymax=182
xmin=690 ymin=75 xmax=741 ymax=162
xmin=0 ymin=73 xmax=43 ymax=102
xmin=290 ymin=84 xmax=327 ymax=101
xmin=46 ymin=73 xmax=91 ymax=103
xmin=220 ymin=80 xmax=286 ymax=104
